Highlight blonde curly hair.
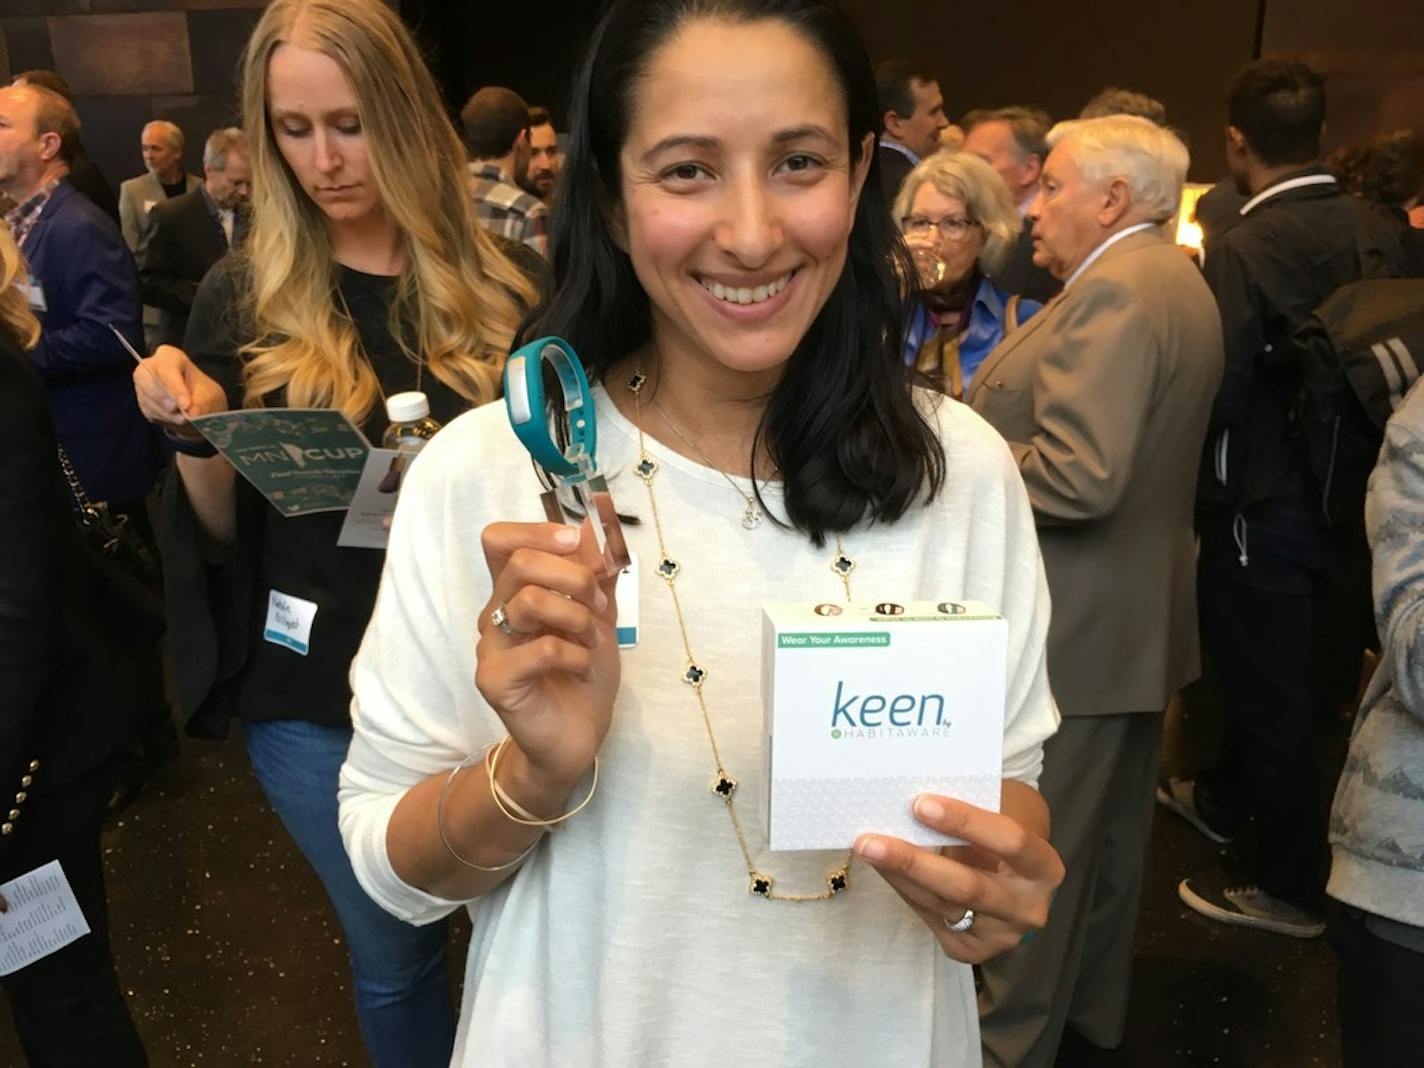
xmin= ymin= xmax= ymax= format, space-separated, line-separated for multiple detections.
xmin=0 ymin=228 xmax=41 ymax=352
xmin=236 ymin=0 xmax=536 ymax=422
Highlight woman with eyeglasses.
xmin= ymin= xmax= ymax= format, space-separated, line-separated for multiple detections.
xmin=897 ymin=151 xmax=1042 ymax=398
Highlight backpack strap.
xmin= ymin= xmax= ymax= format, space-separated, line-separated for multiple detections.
xmin=1004 ymin=294 xmax=1022 ymax=338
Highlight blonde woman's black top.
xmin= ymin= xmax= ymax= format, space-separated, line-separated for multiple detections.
xmin=167 ymin=255 xmax=471 ymax=734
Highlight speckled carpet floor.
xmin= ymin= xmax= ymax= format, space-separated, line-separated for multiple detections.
xmin=1 ymin=700 xmax=1343 ymax=1067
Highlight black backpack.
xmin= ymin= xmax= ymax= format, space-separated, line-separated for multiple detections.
xmin=1297 ymin=277 xmax=1424 ymax=528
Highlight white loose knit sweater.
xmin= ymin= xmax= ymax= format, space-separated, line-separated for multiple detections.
xmin=338 ymin=388 xmax=1058 ymax=1066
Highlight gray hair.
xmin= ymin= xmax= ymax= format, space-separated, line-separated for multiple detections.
xmin=892 ymin=150 xmax=1021 ymax=277
xmin=203 ymin=126 xmax=250 ymax=171
xmin=1046 ymin=115 xmax=1188 ymax=222
xmin=143 ymin=119 xmax=184 ymax=153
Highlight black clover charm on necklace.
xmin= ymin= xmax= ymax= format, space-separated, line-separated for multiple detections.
xmin=750 ymin=872 xmax=774 ymax=897
xmin=712 ymin=773 xmax=737 ymax=798
xmin=827 ymin=867 xmax=849 ymax=895
xmin=635 ymin=457 xmax=658 ymax=482
xmin=656 ymin=557 xmax=681 ymax=581
xmin=627 ymin=371 xmax=647 ymax=395
xmin=683 ymin=662 xmax=707 ymax=687
xmin=830 ymin=552 xmax=856 ymax=579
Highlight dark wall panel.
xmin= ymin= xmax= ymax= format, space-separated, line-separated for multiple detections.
xmin=187 ymin=7 xmax=262 ymax=96
xmin=840 ymin=0 xmax=1259 ymax=180
xmin=1 ymin=16 xmax=53 ymax=75
xmin=401 ymin=0 xmax=602 ymax=129
xmin=0 ymin=3 xmax=260 ymax=194
xmin=49 ymin=13 xmax=194 ymax=96
xmin=1 ymin=0 xmax=1418 ymax=205
xmin=1261 ymin=0 xmax=1424 ymax=156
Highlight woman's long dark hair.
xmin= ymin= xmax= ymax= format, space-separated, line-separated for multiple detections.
xmin=526 ymin=0 xmax=943 ymax=545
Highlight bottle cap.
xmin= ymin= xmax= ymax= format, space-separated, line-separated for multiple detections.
xmin=385 ymin=391 xmax=430 ymax=424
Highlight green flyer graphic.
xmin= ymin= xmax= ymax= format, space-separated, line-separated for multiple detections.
xmin=188 ymin=408 xmax=370 ymax=516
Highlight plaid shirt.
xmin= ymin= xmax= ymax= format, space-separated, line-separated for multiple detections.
xmin=468 ymin=162 xmax=548 ymax=257
xmin=5 ymin=177 xmax=63 ymax=251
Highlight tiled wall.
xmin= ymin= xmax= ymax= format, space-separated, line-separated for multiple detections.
xmin=0 ymin=1 xmax=265 ymax=195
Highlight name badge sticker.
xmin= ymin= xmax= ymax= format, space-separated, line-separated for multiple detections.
xmin=615 ymin=551 xmax=639 ymax=648
xmin=20 ymin=275 xmax=45 ymax=312
xmin=263 ymin=589 xmax=318 ymax=656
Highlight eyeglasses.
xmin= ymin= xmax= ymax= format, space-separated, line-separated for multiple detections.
xmin=901 ymin=214 xmax=979 ymax=242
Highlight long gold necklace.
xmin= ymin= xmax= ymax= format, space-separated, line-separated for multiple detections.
xmin=628 ymin=370 xmax=856 ymax=901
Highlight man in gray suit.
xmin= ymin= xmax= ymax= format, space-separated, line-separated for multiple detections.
xmin=117 ymin=120 xmax=198 ymax=252
xmin=118 ymin=120 xmax=198 ymax=350
xmin=969 ymin=115 xmax=1224 ymax=1067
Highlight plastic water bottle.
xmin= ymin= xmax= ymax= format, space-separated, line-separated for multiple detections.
xmin=382 ymin=391 xmax=441 ymax=451
xmin=378 ymin=392 xmax=441 ymax=493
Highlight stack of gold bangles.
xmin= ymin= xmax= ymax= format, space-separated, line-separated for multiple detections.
xmin=436 ymin=738 xmax=599 ymax=872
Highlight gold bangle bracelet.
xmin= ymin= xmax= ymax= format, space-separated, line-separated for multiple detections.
xmin=482 ymin=744 xmax=546 ymax=824
xmin=437 ymin=743 xmax=541 ymax=873
xmin=486 ymin=736 xmax=600 ymax=828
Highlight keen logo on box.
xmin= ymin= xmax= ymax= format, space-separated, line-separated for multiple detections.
xmin=829 ymin=680 xmax=948 ymax=737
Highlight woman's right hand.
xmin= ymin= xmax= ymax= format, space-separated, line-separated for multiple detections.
xmin=474 ymin=521 xmax=621 ymax=796
xmin=132 ymin=344 xmax=229 ymax=433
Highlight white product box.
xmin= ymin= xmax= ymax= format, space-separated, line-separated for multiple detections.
xmin=761 ymin=600 xmax=1007 ymax=852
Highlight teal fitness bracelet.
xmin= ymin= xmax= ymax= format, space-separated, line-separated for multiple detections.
xmin=504 ymin=337 xmax=598 ymax=478
xmin=502 ymin=337 xmax=630 ymax=575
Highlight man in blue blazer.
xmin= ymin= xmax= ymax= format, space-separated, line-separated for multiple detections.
xmin=0 ymin=82 xmax=160 ymax=508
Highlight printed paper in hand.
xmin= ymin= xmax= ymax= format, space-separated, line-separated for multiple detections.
xmin=0 ymin=861 xmax=91 ymax=976
xmin=187 ymin=408 xmax=370 ymax=517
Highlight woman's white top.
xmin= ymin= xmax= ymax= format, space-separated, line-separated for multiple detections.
xmin=339 ymin=387 xmax=1058 ymax=1067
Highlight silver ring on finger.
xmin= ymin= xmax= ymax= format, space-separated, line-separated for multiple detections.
xmin=944 ymin=908 xmax=975 ymax=933
xmin=491 ymin=602 xmax=519 ymax=637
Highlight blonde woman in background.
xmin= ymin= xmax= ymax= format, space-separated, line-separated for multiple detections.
xmin=131 ymin=1 xmax=535 ymax=1063
xmin=1 ymin=228 xmax=150 ymax=1062
xmin=897 ymin=151 xmax=1042 ymax=398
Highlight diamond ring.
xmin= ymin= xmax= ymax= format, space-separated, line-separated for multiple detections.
xmin=944 ymin=908 xmax=975 ymax=933
xmin=490 ymin=603 xmax=518 ymax=637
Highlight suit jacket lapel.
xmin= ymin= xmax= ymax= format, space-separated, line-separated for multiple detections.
xmin=964 ymin=227 xmax=1170 ymax=401
xmin=966 ymin=285 xmax=1068 ymax=398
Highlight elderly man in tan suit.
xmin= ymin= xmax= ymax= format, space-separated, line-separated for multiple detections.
xmin=970 ymin=115 xmax=1224 ymax=1068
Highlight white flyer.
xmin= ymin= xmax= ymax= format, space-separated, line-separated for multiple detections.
xmin=0 ymin=860 xmax=91 ymax=976
xmin=337 ymin=447 xmax=405 ymax=549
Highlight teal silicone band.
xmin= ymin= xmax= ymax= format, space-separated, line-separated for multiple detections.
xmin=503 ymin=336 xmax=598 ymax=478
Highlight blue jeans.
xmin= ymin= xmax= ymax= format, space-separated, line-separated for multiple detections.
xmin=244 ymin=719 xmax=454 ymax=1068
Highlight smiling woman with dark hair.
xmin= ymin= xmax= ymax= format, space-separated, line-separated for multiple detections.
xmin=340 ymin=2 xmax=1063 ymax=1063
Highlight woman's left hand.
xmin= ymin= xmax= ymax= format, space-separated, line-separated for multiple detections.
xmin=853 ymin=784 xmax=1064 ymax=964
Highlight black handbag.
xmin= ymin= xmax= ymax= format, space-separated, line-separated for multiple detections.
xmin=56 ymin=444 xmax=165 ymax=636
xmin=57 ymin=444 xmax=163 ymax=592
